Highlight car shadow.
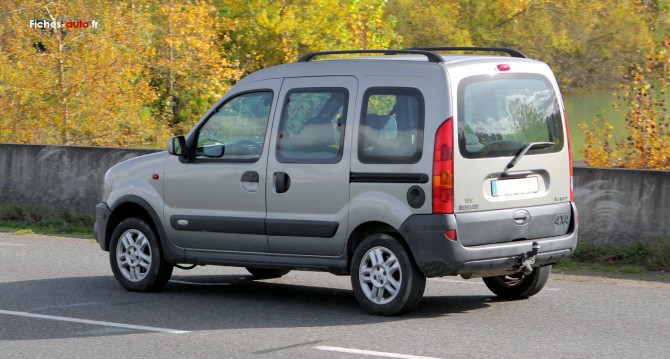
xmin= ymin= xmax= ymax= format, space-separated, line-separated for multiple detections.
xmin=0 ymin=274 xmax=492 ymax=340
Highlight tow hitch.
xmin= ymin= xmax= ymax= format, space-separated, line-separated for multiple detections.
xmin=519 ymin=241 xmax=540 ymax=275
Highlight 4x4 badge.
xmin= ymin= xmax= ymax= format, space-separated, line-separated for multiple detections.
xmin=555 ymin=214 xmax=570 ymax=226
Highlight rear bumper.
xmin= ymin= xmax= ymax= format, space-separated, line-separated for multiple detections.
xmin=400 ymin=202 xmax=578 ymax=277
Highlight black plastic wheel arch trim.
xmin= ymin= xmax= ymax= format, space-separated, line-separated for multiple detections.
xmin=106 ymin=195 xmax=185 ymax=261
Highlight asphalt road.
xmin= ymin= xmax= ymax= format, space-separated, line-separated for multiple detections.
xmin=1 ymin=233 xmax=669 ymax=359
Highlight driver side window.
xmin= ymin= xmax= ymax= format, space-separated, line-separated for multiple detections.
xmin=196 ymin=91 xmax=273 ymax=161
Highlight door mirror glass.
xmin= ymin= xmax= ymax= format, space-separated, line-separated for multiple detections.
xmin=167 ymin=135 xmax=186 ymax=156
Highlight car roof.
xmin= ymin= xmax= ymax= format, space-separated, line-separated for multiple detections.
xmin=239 ymin=53 xmax=544 ymax=85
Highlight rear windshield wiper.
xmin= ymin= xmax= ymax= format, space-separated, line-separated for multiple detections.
xmin=504 ymin=142 xmax=555 ymax=173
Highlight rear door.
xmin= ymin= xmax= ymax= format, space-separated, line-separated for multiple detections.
xmin=450 ymin=61 xmax=572 ymax=245
xmin=265 ymin=76 xmax=357 ymax=256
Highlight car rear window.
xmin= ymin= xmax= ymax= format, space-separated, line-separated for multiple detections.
xmin=457 ymin=74 xmax=564 ymax=158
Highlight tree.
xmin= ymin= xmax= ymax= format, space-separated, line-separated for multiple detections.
xmin=222 ymin=0 xmax=400 ymax=76
xmin=386 ymin=0 xmax=472 ymax=48
xmin=580 ymin=40 xmax=670 ymax=169
xmin=148 ymin=0 xmax=241 ymax=134
xmin=0 ymin=0 xmax=165 ymax=147
xmin=385 ymin=0 xmax=658 ymax=90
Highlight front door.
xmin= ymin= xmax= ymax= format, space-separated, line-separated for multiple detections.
xmin=266 ymin=76 xmax=358 ymax=256
xmin=162 ymin=79 xmax=282 ymax=252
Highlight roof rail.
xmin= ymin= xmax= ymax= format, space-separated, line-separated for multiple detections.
xmin=297 ymin=49 xmax=443 ymax=63
xmin=408 ymin=47 xmax=528 ymax=59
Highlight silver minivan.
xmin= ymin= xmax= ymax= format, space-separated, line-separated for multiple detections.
xmin=95 ymin=47 xmax=577 ymax=315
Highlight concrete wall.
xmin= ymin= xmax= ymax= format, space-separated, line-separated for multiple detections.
xmin=1 ymin=143 xmax=669 ymax=243
xmin=0 ymin=144 xmax=158 ymax=214
xmin=573 ymin=166 xmax=670 ymax=244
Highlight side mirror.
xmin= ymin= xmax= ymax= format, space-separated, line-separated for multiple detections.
xmin=167 ymin=136 xmax=186 ymax=156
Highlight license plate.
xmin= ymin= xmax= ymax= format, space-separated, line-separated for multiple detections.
xmin=491 ymin=177 xmax=539 ymax=197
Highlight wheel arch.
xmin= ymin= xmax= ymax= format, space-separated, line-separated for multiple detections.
xmin=105 ymin=195 xmax=183 ymax=262
xmin=345 ymin=221 xmax=414 ymax=273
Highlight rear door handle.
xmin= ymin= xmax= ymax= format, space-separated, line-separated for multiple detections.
xmin=241 ymin=171 xmax=259 ymax=183
xmin=274 ymin=172 xmax=291 ymax=193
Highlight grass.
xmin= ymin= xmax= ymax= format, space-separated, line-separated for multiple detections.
xmin=568 ymin=239 xmax=670 ymax=272
xmin=0 ymin=204 xmax=94 ymax=238
xmin=554 ymin=238 xmax=670 ymax=282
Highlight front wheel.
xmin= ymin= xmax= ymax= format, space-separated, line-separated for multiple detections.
xmin=109 ymin=217 xmax=173 ymax=292
xmin=351 ymin=234 xmax=426 ymax=316
xmin=482 ymin=265 xmax=552 ymax=299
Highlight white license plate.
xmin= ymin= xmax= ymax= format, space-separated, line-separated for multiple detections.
xmin=491 ymin=177 xmax=539 ymax=197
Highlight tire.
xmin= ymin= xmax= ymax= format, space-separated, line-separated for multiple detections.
xmin=246 ymin=267 xmax=290 ymax=279
xmin=482 ymin=265 xmax=552 ymax=299
xmin=351 ymin=234 xmax=426 ymax=316
xmin=109 ymin=217 xmax=173 ymax=292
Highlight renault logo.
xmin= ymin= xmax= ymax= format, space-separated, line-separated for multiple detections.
xmin=513 ymin=209 xmax=531 ymax=226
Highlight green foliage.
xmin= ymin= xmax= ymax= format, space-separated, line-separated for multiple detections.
xmin=1 ymin=0 xmax=669 ymax=148
xmin=580 ymin=40 xmax=670 ymax=169
xmin=0 ymin=204 xmax=93 ymax=237
xmin=571 ymin=239 xmax=670 ymax=272
xmin=223 ymin=0 xmax=400 ymax=76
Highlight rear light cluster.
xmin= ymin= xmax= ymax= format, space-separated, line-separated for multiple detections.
xmin=432 ymin=117 xmax=454 ymax=214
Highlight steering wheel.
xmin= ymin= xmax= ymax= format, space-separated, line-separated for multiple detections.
xmin=229 ymin=140 xmax=262 ymax=156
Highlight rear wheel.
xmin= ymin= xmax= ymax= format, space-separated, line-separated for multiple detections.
xmin=246 ymin=267 xmax=290 ymax=279
xmin=109 ymin=217 xmax=173 ymax=292
xmin=482 ymin=265 xmax=551 ymax=299
xmin=351 ymin=234 xmax=426 ymax=316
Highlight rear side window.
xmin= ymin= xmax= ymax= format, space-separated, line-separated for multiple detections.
xmin=359 ymin=88 xmax=424 ymax=163
xmin=457 ymin=74 xmax=564 ymax=158
xmin=276 ymin=88 xmax=348 ymax=163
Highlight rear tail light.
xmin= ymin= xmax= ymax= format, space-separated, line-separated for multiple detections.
xmin=433 ymin=118 xmax=454 ymax=214
xmin=563 ymin=112 xmax=574 ymax=201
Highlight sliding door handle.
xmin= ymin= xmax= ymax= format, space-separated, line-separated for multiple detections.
xmin=274 ymin=172 xmax=291 ymax=193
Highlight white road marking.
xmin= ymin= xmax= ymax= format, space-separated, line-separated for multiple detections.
xmin=0 ymin=242 xmax=26 ymax=246
xmin=429 ymin=278 xmax=483 ymax=285
xmin=0 ymin=309 xmax=189 ymax=334
xmin=314 ymin=346 xmax=442 ymax=359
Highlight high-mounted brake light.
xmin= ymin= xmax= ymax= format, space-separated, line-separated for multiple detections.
xmin=433 ymin=118 xmax=454 ymax=214
xmin=497 ymin=64 xmax=511 ymax=71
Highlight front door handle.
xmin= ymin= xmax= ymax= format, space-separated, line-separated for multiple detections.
xmin=274 ymin=172 xmax=291 ymax=193
xmin=241 ymin=171 xmax=259 ymax=183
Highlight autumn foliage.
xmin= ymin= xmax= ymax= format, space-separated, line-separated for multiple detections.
xmin=580 ymin=41 xmax=670 ymax=169
xmin=1 ymin=0 xmax=670 ymax=151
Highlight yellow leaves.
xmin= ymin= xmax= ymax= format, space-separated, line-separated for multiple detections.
xmin=0 ymin=0 xmax=170 ymax=147
xmin=581 ymin=40 xmax=670 ymax=170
